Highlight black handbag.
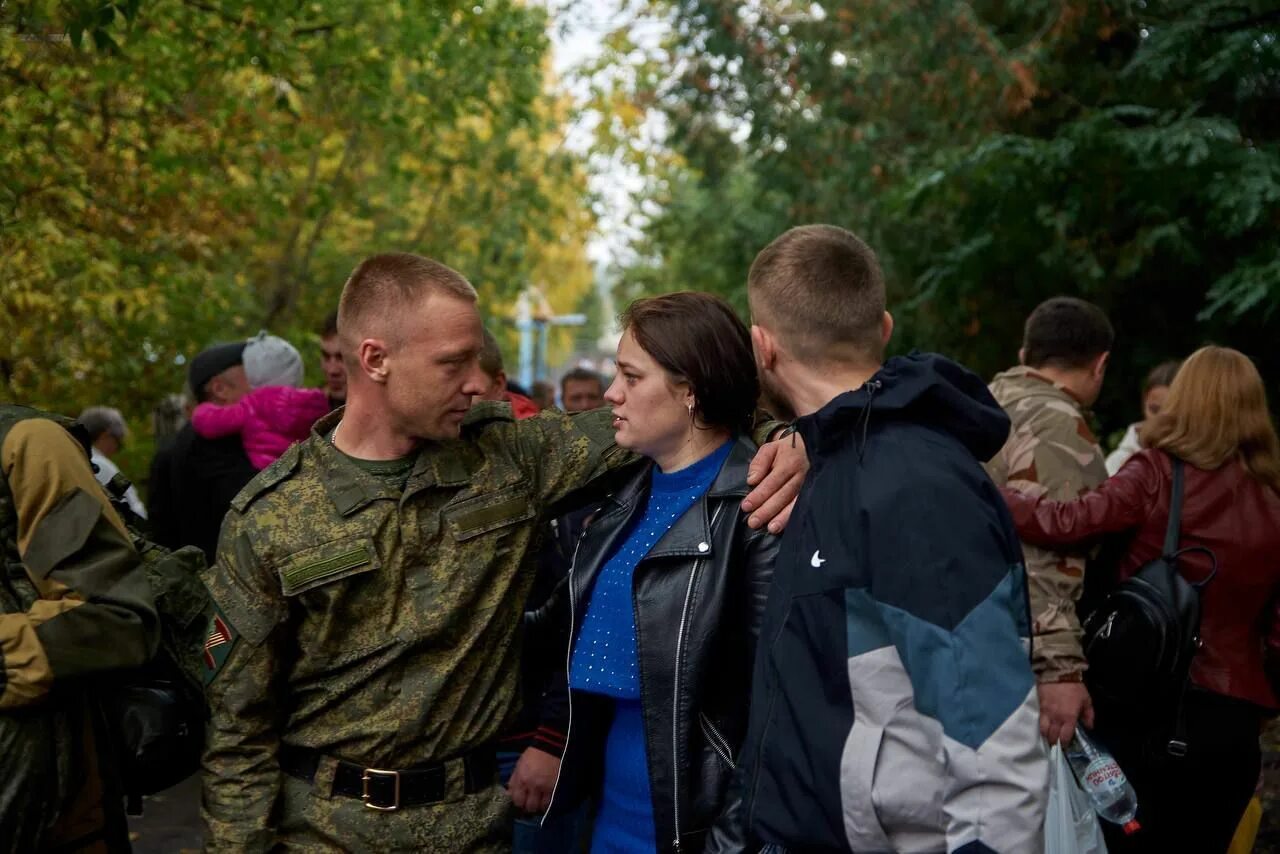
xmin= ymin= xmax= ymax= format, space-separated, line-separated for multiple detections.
xmin=1081 ymin=457 xmax=1217 ymax=755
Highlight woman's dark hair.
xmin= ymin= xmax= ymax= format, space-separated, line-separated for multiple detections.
xmin=620 ymin=292 xmax=760 ymax=434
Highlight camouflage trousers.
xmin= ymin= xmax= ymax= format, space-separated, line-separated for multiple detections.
xmin=276 ymin=774 xmax=513 ymax=852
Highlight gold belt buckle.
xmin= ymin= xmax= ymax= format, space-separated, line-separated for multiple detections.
xmin=361 ymin=767 xmax=401 ymax=811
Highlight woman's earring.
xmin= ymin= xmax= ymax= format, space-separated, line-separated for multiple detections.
xmin=687 ymin=402 xmax=694 ymax=417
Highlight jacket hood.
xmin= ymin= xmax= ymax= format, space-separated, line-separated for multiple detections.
xmin=798 ymin=352 xmax=1010 ymax=462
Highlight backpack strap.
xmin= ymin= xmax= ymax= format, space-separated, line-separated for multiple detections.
xmin=1162 ymin=457 xmax=1185 ymax=559
xmin=1163 ymin=456 xmax=1193 ymax=759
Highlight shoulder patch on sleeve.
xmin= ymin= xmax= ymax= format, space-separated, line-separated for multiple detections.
xmin=201 ymin=603 xmax=239 ymax=686
xmin=230 ymin=444 xmax=302 ymax=513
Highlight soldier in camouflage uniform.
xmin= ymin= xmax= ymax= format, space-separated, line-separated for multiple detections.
xmin=0 ymin=405 xmax=159 ymax=850
xmin=985 ymin=297 xmax=1113 ymax=746
xmin=201 ymin=253 xmax=801 ymax=853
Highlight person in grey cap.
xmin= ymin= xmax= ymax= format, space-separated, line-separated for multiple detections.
xmin=78 ymin=405 xmax=148 ymax=519
xmin=146 ymin=340 xmax=257 ymax=562
xmin=190 ymin=333 xmax=329 ymax=469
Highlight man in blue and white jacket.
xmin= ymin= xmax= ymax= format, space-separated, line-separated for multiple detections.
xmin=732 ymin=225 xmax=1047 ymax=854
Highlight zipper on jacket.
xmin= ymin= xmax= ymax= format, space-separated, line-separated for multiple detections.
xmin=671 ymin=504 xmax=725 ymax=851
xmin=544 ymin=527 xmax=589 ymax=824
xmin=700 ymin=713 xmax=735 ymax=768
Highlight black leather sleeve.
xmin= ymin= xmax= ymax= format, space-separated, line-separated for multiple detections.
xmin=704 ymin=519 xmax=779 ymax=854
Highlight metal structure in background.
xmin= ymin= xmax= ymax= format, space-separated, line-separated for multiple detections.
xmin=514 ymin=287 xmax=586 ymax=391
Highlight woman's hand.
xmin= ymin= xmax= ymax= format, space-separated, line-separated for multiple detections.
xmin=742 ymin=433 xmax=809 ymax=533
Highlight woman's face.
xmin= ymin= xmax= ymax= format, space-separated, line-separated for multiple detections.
xmin=604 ymin=329 xmax=694 ymax=462
xmin=1143 ymin=385 xmax=1169 ymax=421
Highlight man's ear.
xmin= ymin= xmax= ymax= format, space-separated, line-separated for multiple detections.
xmin=751 ymin=324 xmax=777 ymax=370
xmin=1018 ymin=347 xmax=1027 ymax=366
xmin=1094 ymin=351 xmax=1111 ymax=379
xmin=881 ymin=311 xmax=894 ymax=347
xmin=358 ymin=338 xmax=390 ymax=384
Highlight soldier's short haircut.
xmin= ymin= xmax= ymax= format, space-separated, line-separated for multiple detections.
xmin=560 ymin=367 xmax=603 ymax=396
xmin=336 ymin=253 xmax=476 ymax=353
xmin=747 ymin=224 xmax=886 ymax=365
xmin=478 ymin=328 xmax=504 ymax=379
xmin=1022 ymin=297 xmax=1114 ymax=370
xmin=78 ymin=406 xmax=127 ymax=442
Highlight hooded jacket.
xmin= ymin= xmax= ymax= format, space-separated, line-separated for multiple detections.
xmin=737 ymin=353 xmax=1048 ymax=854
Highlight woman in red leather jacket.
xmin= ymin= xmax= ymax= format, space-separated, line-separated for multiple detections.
xmin=1002 ymin=346 xmax=1280 ymax=854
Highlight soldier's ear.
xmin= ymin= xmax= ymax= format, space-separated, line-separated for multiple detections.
xmin=751 ymin=324 xmax=777 ymax=371
xmin=358 ymin=338 xmax=390 ymax=384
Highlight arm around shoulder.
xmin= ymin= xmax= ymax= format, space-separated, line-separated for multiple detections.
xmin=1003 ymin=450 xmax=1161 ymax=548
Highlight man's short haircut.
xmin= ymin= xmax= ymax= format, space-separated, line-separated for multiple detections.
xmin=560 ymin=367 xmax=604 ymax=397
xmin=747 ymin=224 xmax=887 ymax=365
xmin=1021 ymin=297 xmax=1114 ymax=370
xmin=320 ymin=310 xmax=339 ymax=339
xmin=336 ymin=253 xmax=477 ymax=355
xmin=478 ymin=328 xmax=505 ymax=379
xmin=78 ymin=406 xmax=128 ymax=442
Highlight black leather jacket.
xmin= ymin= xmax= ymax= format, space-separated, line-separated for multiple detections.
xmin=544 ymin=436 xmax=778 ymax=853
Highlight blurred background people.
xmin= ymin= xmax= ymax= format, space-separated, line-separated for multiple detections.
xmin=1002 ymin=346 xmax=1280 ymax=854
xmin=1106 ymin=359 xmax=1181 ymax=474
xmin=319 ymin=311 xmax=347 ymax=411
xmin=560 ymin=367 xmax=606 ymax=414
xmin=147 ymin=340 xmax=257 ymax=562
xmin=476 ymin=327 xmax=541 ymax=418
xmin=191 ymin=332 xmax=329 ymax=470
xmin=79 ymin=405 xmax=148 ymax=519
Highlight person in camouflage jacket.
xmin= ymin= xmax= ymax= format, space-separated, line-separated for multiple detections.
xmin=0 ymin=405 xmax=159 ymax=851
xmin=200 ymin=254 xmax=803 ymax=853
xmin=985 ymin=297 xmax=1113 ymax=746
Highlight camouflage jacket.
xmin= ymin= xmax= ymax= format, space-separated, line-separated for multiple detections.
xmin=984 ymin=368 xmax=1108 ymax=683
xmin=202 ymin=404 xmax=648 ymax=851
xmin=0 ymin=405 xmax=158 ymax=849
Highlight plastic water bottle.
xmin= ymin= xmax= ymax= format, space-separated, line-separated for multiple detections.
xmin=1065 ymin=726 xmax=1141 ymax=836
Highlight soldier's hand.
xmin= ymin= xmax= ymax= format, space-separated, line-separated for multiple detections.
xmin=507 ymin=746 xmax=560 ymax=814
xmin=743 ymin=433 xmax=809 ymax=534
xmin=1038 ymin=680 xmax=1094 ymax=745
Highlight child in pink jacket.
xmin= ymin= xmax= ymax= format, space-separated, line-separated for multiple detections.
xmin=191 ymin=332 xmax=330 ymax=469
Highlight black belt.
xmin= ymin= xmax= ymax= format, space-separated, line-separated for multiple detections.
xmin=279 ymin=743 xmax=498 ymax=811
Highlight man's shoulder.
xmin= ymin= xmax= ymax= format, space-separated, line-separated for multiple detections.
xmin=229 ymin=442 xmax=308 ymax=514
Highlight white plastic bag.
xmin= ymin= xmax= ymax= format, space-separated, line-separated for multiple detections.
xmin=1045 ymin=742 xmax=1108 ymax=854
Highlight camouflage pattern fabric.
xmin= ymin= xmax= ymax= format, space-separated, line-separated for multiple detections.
xmin=985 ymin=367 xmax=1109 ymax=684
xmin=201 ymin=403 xmax=635 ymax=852
xmin=0 ymin=405 xmax=158 ymax=850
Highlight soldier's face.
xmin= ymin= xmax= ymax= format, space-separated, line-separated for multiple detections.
xmin=387 ymin=294 xmax=488 ymax=440
xmin=604 ymin=330 xmax=697 ymax=463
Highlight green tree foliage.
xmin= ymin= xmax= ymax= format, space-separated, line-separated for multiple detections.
xmin=603 ymin=0 xmax=1280 ymax=428
xmin=1 ymin=0 xmax=597 ymax=474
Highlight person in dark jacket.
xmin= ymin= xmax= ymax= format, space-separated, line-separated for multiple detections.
xmin=544 ymin=292 xmax=779 ymax=854
xmin=147 ymin=341 xmax=257 ymax=562
xmin=1002 ymin=345 xmax=1280 ymax=854
xmin=736 ymin=225 xmax=1047 ymax=854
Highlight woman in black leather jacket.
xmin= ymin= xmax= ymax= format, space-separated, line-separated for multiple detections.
xmin=543 ymin=292 xmax=779 ymax=854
